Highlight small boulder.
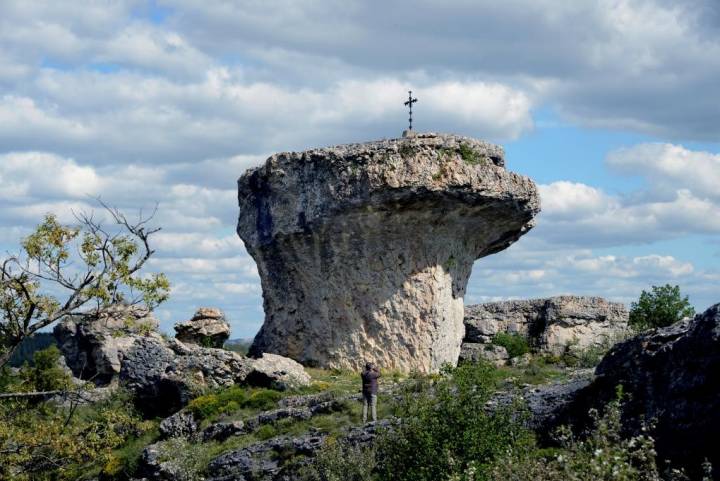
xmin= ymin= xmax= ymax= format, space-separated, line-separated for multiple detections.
xmin=246 ymin=353 xmax=312 ymax=390
xmin=174 ymin=307 xmax=230 ymax=348
xmin=159 ymin=410 xmax=200 ymax=439
xmin=459 ymin=343 xmax=508 ymax=366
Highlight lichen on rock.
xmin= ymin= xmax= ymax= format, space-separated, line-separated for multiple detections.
xmin=237 ymin=133 xmax=540 ymax=372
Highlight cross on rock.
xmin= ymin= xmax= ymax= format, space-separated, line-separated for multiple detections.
xmin=404 ymin=90 xmax=418 ymax=131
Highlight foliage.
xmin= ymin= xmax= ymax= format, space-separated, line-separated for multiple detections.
xmin=375 ymin=362 xmax=534 ymax=481
xmin=629 ymin=284 xmax=695 ymax=331
xmin=299 ymin=437 xmax=376 ymax=481
xmin=155 ymin=436 xmax=211 ymax=481
xmin=459 ymin=143 xmax=485 ymax=166
xmin=492 ymin=332 xmax=530 ymax=359
xmin=187 ymin=386 xmax=283 ymax=420
xmin=0 ymin=203 xmax=170 ymax=368
xmin=18 ymin=345 xmax=72 ymax=392
xmin=487 ymin=390 xmax=664 ymax=481
xmin=0 ymin=389 xmax=154 ymax=481
xmin=7 ymin=332 xmax=56 ymax=367
xmin=399 ymin=143 xmax=416 ymax=157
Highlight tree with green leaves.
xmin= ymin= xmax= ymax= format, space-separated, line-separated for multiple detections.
xmin=629 ymin=284 xmax=695 ymax=331
xmin=0 ymin=202 xmax=170 ymax=368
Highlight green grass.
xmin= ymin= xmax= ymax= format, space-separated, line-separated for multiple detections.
xmin=494 ymin=360 xmax=571 ymax=386
xmin=458 ymin=143 xmax=486 ymax=166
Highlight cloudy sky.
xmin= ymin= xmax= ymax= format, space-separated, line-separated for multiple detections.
xmin=2 ymin=0 xmax=719 ymax=337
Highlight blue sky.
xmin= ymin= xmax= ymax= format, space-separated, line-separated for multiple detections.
xmin=1 ymin=0 xmax=719 ymax=337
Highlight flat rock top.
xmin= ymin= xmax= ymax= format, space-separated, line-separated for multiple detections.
xmin=237 ymin=133 xmax=539 ymax=246
xmin=273 ymin=132 xmax=506 ymax=167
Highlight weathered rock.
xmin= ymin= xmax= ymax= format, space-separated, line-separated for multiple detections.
xmin=174 ymin=307 xmax=230 ymax=348
xmin=238 ymin=133 xmax=539 ymax=372
xmin=458 ymin=342 xmax=509 ymax=366
xmin=136 ymin=442 xmax=187 ymax=481
xmin=463 ymin=296 xmax=629 ymax=355
xmin=208 ymin=432 xmax=326 ymax=481
xmin=202 ymin=420 xmax=246 ymax=442
xmin=120 ymin=337 xmax=253 ymax=416
xmin=509 ymin=352 xmax=533 ymax=367
xmin=54 ymin=304 xmax=160 ymax=384
xmin=206 ymin=419 xmax=398 ymax=481
xmin=159 ymin=410 xmax=200 ymax=439
xmin=245 ymin=353 xmax=312 ymax=390
xmin=485 ymin=370 xmax=594 ymax=431
xmin=553 ymin=303 xmax=720 ymax=478
xmin=54 ymin=303 xmax=312 ymax=415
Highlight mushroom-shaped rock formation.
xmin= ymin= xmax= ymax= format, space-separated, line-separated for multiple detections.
xmin=237 ymin=133 xmax=540 ymax=372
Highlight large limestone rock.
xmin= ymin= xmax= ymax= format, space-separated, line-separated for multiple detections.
xmin=546 ymin=303 xmax=720 ymax=478
xmin=54 ymin=304 xmax=161 ymax=384
xmin=174 ymin=307 xmax=230 ymax=348
xmin=462 ymin=296 xmax=628 ymax=356
xmin=237 ymin=133 xmax=539 ymax=372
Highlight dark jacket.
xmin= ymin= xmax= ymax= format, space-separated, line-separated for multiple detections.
xmin=361 ymin=368 xmax=381 ymax=395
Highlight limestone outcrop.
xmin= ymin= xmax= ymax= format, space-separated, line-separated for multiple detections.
xmin=237 ymin=133 xmax=539 ymax=372
xmin=55 ymin=304 xmax=161 ymax=384
xmin=544 ymin=302 xmax=720 ymax=478
xmin=461 ymin=296 xmax=628 ymax=359
xmin=174 ymin=307 xmax=230 ymax=348
xmin=54 ymin=304 xmax=311 ymax=416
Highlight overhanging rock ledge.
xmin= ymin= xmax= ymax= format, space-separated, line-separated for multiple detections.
xmin=237 ymin=133 xmax=540 ymax=372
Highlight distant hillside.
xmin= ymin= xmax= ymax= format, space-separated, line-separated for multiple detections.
xmin=223 ymin=338 xmax=254 ymax=356
xmin=8 ymin=332 xmax=57 ymax=367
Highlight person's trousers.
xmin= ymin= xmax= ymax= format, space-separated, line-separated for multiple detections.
xmin=362 ymin=392 xmax=377 ymax=423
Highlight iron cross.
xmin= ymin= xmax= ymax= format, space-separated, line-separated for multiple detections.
xmin=404 ymin=90 xmax=418 ymax=130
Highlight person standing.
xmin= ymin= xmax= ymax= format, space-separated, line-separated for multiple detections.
xmin=361 ymin=362 xmax=381 ymax=423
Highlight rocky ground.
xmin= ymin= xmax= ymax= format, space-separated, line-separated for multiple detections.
xmin=37 ymin=301 xmax=720 ymax=480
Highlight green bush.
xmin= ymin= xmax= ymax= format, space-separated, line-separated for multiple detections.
xmin=299 ymin=438 xmax=376 ymax=481
xmin=459 ymin=143 xmax=485 ymax=166
xmin=492 ymin=332 xmax=530 ymax=359
xmin=187 ymin=386 xmax=282 ymax=419
xmin=375 ymin=362 xmax=534 ymax=481
xmin=629 ymin=284 xmax=695 ymax=331
xmin=16 ymin=345 xmax=71 ymax=393
xmin=244 ymin=389 xmax=283 ymax=410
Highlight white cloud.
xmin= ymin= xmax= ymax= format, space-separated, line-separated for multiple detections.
xmin=0 ymin=152 xmax=102 ymax=199
xmin=536 ymin=149 xmax=720 ymax=247
xmin=607 ymin=143 xmax=720 ymax=200
xmin=467 ymin=241 xmax=706 ymax=309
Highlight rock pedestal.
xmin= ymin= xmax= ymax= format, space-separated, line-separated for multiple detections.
xmin=237 ymin=133 xmax=540 ymax=372
xmin=174 ymin=307 xmax=230 ymax=348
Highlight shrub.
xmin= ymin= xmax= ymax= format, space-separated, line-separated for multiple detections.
xmin=18 ymin=345 xmax=71 ymax=392
xmin=156 ymin=437 xmax=208 ymax=481
xmin=459 ymin=143 xmax=485 ymax=166
xmin=187 ymin=387 xmax=282 ymax=419
xmin=0 ymin=389 xmax=153 ymax=481
xmin=487 ymin=390 xmax=663 ymax=481
xmin=629 ymin=284 xmax=695 ymax=331
xmin=245 ymin=389 xmax=283 ymax=410
xmin=375 ymin=362 xmax=534 ymax=481
xmin=299 ymin=438 xmax=376 ymax=481
xmin=492 ymin=332 xmax=530 ymax=359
